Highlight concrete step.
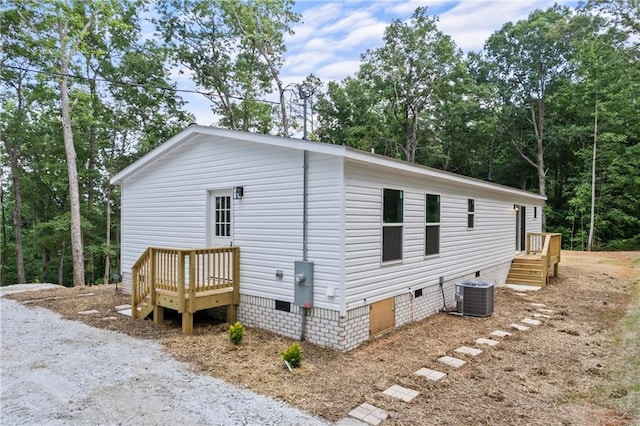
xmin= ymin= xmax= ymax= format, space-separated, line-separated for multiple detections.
xmin=505 ymin=277 xmax=544 ymax=286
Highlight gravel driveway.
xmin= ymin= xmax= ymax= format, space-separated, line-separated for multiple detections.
xmin=0 ymin=284 xmax=329 ymax=426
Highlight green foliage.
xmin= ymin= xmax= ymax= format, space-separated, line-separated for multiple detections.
xmin=601 ymin=236 xmax=640 ymax=252
xmin=280 ymin=343 xmax=303 ymax=368
xmin=1 ymin=0 xmax=193 ymax=286
xmin=228 ymin=322 xmax=245 ymax=345
xmin=155 ymin=0 xmax=299 ymax=134
xmin=2 ymin=1 xmax=639 ymax=289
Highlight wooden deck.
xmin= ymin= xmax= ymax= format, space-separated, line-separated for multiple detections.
xmin=506 ymin=233 xmax=561 ymax=287
xmin=131 ymin=246 xmax=240 ymax=334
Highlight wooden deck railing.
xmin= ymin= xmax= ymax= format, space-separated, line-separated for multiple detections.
xmin=131 ymin=246 xmax=240 ymax=323
xmin=527 ymin=233 xmax=562 ymax=285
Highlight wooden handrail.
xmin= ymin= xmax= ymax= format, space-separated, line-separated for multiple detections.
xmin=526 ymin=233 xmax=562 ymax=285
xmin=131 ymin=247 xmax=153 ymax=318
xmin=131 ymin=246 xmax=240 ymax=319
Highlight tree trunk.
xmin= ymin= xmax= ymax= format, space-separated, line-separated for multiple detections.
xmin=1 ymin=80 xmax=27 ymax=284
xmin=58 ymin=21 xmax=85 ymax=286
xmin=7 ymin=142 xmax=26 ymax=283
xmin=86 ymin=74 xmax=98 ymax=285
xmin=587 ymin=93 xmax=598 ymax=251
xmin=42 ymin=248 xmax=50 ymax=283
xmin=58 ymin=240 xmax=65 ymax=285
xmin=0 ymin=177 xmax=7 ymax=285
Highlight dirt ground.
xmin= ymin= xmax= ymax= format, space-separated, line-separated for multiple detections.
xmin=6 ymin=251 xmax=639 ymax=425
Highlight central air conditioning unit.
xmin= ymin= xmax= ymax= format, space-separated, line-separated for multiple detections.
xmin=455 ymin=280 xmax=494 ymax=317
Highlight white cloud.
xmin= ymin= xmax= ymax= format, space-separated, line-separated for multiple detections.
xmin=286 ymin=51 xmax=335 ymax=74
xmin=340 ymin=22 xmax=388 ymax=49
xmin=317 ymin=60 xmax=362 ymax=80
xmin=438 ymin=0 xmax=565 ymax=51
xmin=384 ymin=0 xmax=452 ymax=15
xmin=176 ymin=0 xmax=580 ymax=127
xmin=318 ymin=11 xmax=378 ymax=35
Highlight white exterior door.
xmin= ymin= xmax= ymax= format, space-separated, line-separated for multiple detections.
xmin=209 ymin=190 xmax=233 ymax=247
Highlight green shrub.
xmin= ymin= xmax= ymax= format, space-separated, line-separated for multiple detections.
xmin=228 ymin=322 xmax=245 ymax=345
xmin=281 ymin=343 xmax=303 ymax=368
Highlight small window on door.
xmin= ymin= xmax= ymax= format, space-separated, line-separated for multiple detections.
xmin=467 ymin=199 xmax=475 ymax=229
xmin=215 ymin=195 xmax=231 ymax=237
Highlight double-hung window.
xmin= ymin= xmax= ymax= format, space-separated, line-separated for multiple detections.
xmin=467 ymin=198 xmax=475 ymax=229
xmin=382 ymin=188 xmax=403 ymax=262
xmin=425 ymin=194 xmax=440 ymax=256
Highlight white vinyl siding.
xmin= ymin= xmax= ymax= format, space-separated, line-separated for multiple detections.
xmin=343 ymin=161 xmax=541 ymax=309
xmin=117 ymin=126 xmax=545 ymax=316
xmin=120 ymin=137 xmax=342 ymax=310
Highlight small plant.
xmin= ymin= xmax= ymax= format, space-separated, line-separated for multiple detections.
xmin=228 ymin=322 xmax=245 ymax=345
xmin=281 ymin=343 xmax=303 ymax=369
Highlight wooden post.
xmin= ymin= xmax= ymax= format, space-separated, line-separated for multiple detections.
xmin=178 ymin=252 xmax=185 ymax=313
xmin=188 ymin=251 xmax=195 ymax=314
xmin=154 ymin=305 xmax=164 ymax=325
xmin=150 ymin=248 xmax=156 ymax=309
xmin=182 ymin=312 xmax=193 ymax=335
xmin=228 ymin=247 xmax=240 ymax=323
xmin=131 ymin=265 xmax=138 ymax=320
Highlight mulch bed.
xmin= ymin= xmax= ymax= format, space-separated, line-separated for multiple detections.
xmin=5 ymin=251 xmax=638 ymax=425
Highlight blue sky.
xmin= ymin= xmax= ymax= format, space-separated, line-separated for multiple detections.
xmin=181 ymin=0 xmax=578 ymax=125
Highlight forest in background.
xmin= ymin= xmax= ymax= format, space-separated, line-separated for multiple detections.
xmin=1 ymin=0 xmax=638 ymax=286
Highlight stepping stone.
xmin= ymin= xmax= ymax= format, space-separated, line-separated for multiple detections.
xmin=383 ymin=384 xmax=420 ymax=402
xmin=454 ymin=346 xmax=483 ymax=357
xmin=114 ymin=304 xmax=131 ymax=311
xmin=78 ymin=293 xmax=96 ymax=297
xmin=438 ymin=355 xmax=466 ymax=369
xmin=533 ymin=313 xmax=551 ymax=319
xmin=510 ymin=323 xmax=530 ymax=331
xmin=530 ymin=303 xmax=547 ymax=307
xmin=490 ymin=330 xmax=512 ymax=338
xmin=537 ymin=308 xmax=554 ymax=313
xmin=117 ymin=309 xmax=133 ymax=317
xmin=521 ymin=318 xmax=542 ymax=326
xmin=506 ymin=284 xmax=541 ymax=292
xmin=414 ymin=368 xmax=447 ymax=382
xmin=347 ymin=403 xmax=389 ymax=425
xmin=101 ymin=316 xmax=118 ymax=321
xmin=335 ymin=418 xmax=368 ymax=425
xmin=78 ymin=309 xmax=100 ymax=315
xmin=475 ymin=338 xmax=499 ymax=346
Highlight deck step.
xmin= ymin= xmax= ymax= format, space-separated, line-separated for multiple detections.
xmin=507 ymin=273 xmax=543 ymax=281
xmin=508 ymin=268 xmax=543 ymax=275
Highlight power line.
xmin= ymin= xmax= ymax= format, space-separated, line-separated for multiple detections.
xmin=3 ymin=64 xmax=282 ymax=106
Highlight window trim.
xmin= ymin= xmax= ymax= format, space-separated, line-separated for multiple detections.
xmin=382 ymin=188 xmax=404 ymax=264
xmin=467 ymin=198 xmax=475 ymax=229
xmin=425 ymin=193 xmax=440 ymax=257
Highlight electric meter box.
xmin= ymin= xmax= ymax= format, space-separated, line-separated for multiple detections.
xmin=294 ymin=260 xmax=314 ymax=307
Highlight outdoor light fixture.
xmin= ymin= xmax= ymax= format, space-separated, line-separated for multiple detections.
xmin=513 ymin=204 xmax=519 ymax=212
xmin=234 ymin=186 xmax=244 ymax=200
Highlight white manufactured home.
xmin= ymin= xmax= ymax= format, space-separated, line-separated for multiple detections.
xmin=111 ymin=125 xmax=546 ymax=350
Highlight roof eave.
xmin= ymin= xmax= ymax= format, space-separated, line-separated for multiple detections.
xmin=344 ymin=149 xmax=546 ymax=201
